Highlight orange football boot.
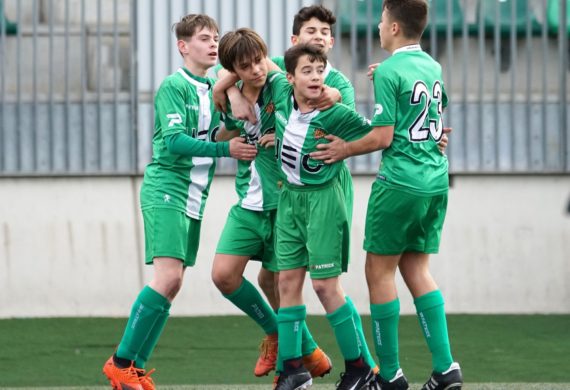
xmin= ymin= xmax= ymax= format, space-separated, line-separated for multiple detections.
xmin=136 ymin=368 xmax=156 ymax=390
xmin=302 ymin=347 xmax=332 ymax=378
xmin=254 ymin=334 xmax=278 ymax=376
xmin=102 ymin=356 xmax=143 ymax=390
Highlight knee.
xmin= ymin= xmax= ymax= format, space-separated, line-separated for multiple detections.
xmin=212 ymin=269 xmax=240 ymax=295
xmin=311 ymin=279 xmax=334 ymax=302
xmin=153 ymin=273 xmax=183 ymax=299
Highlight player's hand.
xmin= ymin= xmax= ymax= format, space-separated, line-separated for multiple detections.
xmin=438 ymin=127 xmax=452 ymax=154
xmin=367 ymin=62 xmax=379 ymax=80
xmin=308 ymin=86 xmax=340 ymax=111
xmin=309 ymin=134 xmax=348 ymax=164
xmin=229 ymin=137 xmax=257 ymax=161
xmin=228 ymin=88 xmax=257 ymax=124
xmin=258 ymin=133 xmax=275 ymax=148
xmin=212 ymin=83 xmax=228 ymax=113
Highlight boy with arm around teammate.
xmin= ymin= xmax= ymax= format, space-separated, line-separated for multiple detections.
xmin=312 ymin=1 xmax=463 ymax=389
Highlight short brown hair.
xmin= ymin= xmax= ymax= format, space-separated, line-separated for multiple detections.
xmin=218 ymin=28 xmax=268 ymax=72
xmin=172 ymin=14 xmax=218 ymax=41
xmin=284 ymin=44 xmax=327 ymax=75
xmin=383 ymin=0 xmax=428 ymax=39
xmin=292 ymin=5 xmax=336 ymax=35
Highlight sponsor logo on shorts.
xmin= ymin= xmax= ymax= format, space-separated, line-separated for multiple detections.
xmin=310 ymin=263 xmax=335 ymax=270
xmin=163 ymin=194 xmax=171 ymax=203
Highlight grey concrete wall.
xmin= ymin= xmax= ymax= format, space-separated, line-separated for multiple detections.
xmin=0 ymin=174 xmax=568 ymax=318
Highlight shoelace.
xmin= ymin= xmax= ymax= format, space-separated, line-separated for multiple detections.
xmin=259 ymin=338 xmax=277 ymax=359
xmin=136 ymin=368 xmax=156 ymax=383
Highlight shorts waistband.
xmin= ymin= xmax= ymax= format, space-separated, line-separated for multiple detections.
xmin=282 ymin=178 xmax=337 ymax=192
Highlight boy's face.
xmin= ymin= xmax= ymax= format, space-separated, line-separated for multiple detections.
xmin=178 ymin=27 xmax=219 ymax=68
xmin=286 ymin=54 xmax=325 ymax=102
xmin=233 ymin=53 xmax=268 ymax=89
xmin=378 ymin=8 xmax=393 ymax=51
xmin=291 ymin=17 xmax=334 ymax=54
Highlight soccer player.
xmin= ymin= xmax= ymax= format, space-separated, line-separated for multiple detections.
xmin=214 ymin=4 xmax=379 ymax=377
xmin=268 ymin=44 xmax=375 ymax=390
xmin=210 ymin=28 xmax=332 ymax=382
xmin=101 ymin=14 xmax=257 ymax=390
xmin=310 ymin=1 xmax=463 ymax=389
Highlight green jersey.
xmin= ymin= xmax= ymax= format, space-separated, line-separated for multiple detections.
xmin=268 ymin=72 xmax=370 ymax=186
xmin=272 ymin=56 xmax=355 ymax=109
xmin=140 ymin=68 xmax=221 ymax=219
xmin=372 ymin=45 xmax=449 ymax=195
xmin=223 ymin=81 xmax=281 ymax=211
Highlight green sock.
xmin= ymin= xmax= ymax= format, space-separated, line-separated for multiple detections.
xmin=135 ymin=301 xmax=171 ymax=369
xmin=326 ymin=301 xmax=361 ymax=361
xmin=277 ymin=305 xmax=305 ymax=372
xmin=370 ymin=298 xmax=400 ymax=380
xmin=117 ymin=286 xmax=169 ymax=361
xmin=414 ymin=290 xmax=453 ymax=373
xmin=301 ymin=322 xmax=318 ymax=357
xmin=345 ymin=296 xmax=376 ymax=370
xmin=223 ymin=278 xmax=278 ymax=335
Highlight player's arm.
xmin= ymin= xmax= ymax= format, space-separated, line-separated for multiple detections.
xmin=165 ymin=132 xmax=256 ymax=161
xmin=310 ymin=125 xmax=393 ymax=164
xmin=215 ymin=125 xmax=241 ymax=142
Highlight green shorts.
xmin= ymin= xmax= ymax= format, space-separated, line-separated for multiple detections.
xmin=363 ymin=181 xmax=448 ymax=255
xmin=339 ymin=162 xmax=354 ymax=229
xmin=215 ymin=205 xmax=278 ymax=272
xmin=142 ymin=207 xmax=202 ymax=267
xmin=275 ymin=179 xmax=350 ymax=279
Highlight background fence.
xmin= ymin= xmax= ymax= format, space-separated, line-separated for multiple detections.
xmin=0 ymin=0 xmax=569 ymax=175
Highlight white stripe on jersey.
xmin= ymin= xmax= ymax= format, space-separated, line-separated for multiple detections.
xmin=241 ymin=160 xmax=264 ymax=211
xmin=281 ymin=97 xmax=319 ymax=185
xmin=177 ymin=68 xmax=215 ymax=218
xmin=186 ymin=156 xmax=213 ymax=219
xmin=241 ymin=104 xmax=265 ymax=210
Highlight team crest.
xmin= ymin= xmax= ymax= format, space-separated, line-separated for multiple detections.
xmin=265 ymin=102 xmax=275 ymax=114
xmin=314 ymin=128 xmax=328 ymax=139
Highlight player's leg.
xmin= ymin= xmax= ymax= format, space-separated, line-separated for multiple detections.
xmin=366 ymin=252 xmax=409 ymax=389
xmin=213 ymin=206 xmax=279 ymax=376
xmin=363 ymin=183 xmax=416 ymax=388
xmin=307 ymin=182 xmax=373 ymax=389
xmin=400 ymin=252 xmax=462 ymax=390
xmin=274 ymin=187 xmax=312 ymax=389
xmin=275 ymin=267 xmax=313 ymax=390
xmin=103 ymin=209 xmax=193 ymax=390
xmin=258 ymin=267 xmax=279 ymax=310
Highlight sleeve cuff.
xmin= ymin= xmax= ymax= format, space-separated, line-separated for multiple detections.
xmin=217 ymin=141 xmax=231 ymax=157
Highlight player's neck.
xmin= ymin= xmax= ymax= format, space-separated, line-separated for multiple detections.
xmin=292 ymin=90 xmax=314 ymax=114
xmin=183 ymin=58 xmax=209 ymax=78
xmin=389 ymin=39 xmax=420 ymax=54
xmin=242 ymin=83 xmax=263 ymax=105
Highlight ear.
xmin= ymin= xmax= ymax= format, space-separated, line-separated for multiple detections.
xmin=177 ymin=39 xmax=189 ymax=55
xmin=391 ymin=21 xmax=400 ymax=36
xmin=291 ymin=35 xmax=299 ymax=46
xmin=328 ymin=35 xmax=335 ymax=49
xmin=286 ymin=72 xmax=295 ymax=85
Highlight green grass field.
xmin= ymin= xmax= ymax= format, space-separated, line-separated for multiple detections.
xmin=0 ymin=315 xmax=569 ymax=388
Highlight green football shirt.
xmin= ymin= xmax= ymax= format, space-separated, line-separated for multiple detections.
xmin=268 ymin=72 xmax=371 ymax=186
xmin=371 ymin=45 xmax=449 ymax=195
xmin=272 ymin=56 xmax=355 ymax=109
xmin=140 ymin=67 xmax=221 ymax=220
xmin=223 ymin=81 xmax=281 ymax=211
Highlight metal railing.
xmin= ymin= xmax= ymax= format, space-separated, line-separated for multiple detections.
xmin=0 ymin=0 xmax=568 ymax=176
